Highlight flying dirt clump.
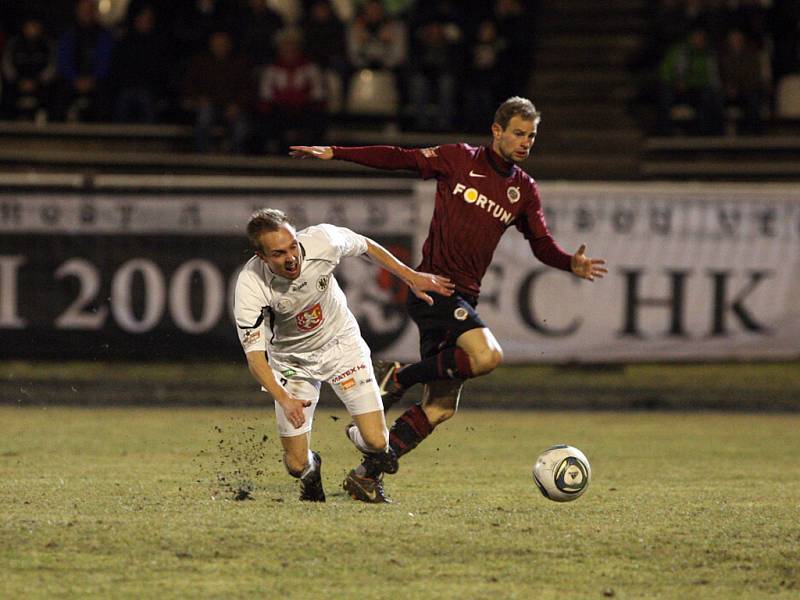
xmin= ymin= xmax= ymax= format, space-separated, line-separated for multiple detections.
xmin=209 ymin=423 xmax=270 ymax=501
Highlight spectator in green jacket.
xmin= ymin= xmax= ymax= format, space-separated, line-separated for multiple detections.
xmin=656 ymin=28 xmax=725 ymax=135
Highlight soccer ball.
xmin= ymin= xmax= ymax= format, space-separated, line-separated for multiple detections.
xmin=532 ymin=444 xmax=591 ymax=502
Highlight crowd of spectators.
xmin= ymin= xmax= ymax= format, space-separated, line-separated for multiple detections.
xmin=0 ymin=0 xmax=537 ymax=154
xmin=637 ymin=0 xmax=800 ymax=135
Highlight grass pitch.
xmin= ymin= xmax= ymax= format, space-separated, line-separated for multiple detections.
xmin=2 ymin=407 xmax=798 ymax=599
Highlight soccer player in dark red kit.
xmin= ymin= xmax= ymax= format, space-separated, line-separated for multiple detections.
xmin=290 ymin=96 xmax=606 ymax=499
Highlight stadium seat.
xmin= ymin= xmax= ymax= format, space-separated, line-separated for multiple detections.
xmin=776 ymin=74 xmax=800 ymax=119
xmin=345 ymin=69 xmax=399 ymax=117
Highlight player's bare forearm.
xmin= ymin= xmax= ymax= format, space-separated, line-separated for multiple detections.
xmin=245 ymin=351 xmax=309 ymax=428
xmin=364 ymin=238 xmax=454 ymax=304
xmin=245 ymin=351 xmax=286 ymax=401
xmin=364 ymin=238 xmax=415 ymax=284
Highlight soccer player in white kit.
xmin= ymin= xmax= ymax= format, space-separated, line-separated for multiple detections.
xmin=234 ymin=208 xmax=454 ymax=503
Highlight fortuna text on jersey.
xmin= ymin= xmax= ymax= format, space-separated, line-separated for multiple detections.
xmin=452 ymin=183 xmax=514 ymax=225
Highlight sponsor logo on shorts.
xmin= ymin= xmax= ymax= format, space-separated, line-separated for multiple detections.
xmin=332 ymin=364 xmax=367 ymax=383
xmin=281 ymin=368 xmax=297 ymax=378
xmin=241 ymin=329 xmax=261 ymax=348
xmin=341 ymin=378 xmax=356 ymax=390
xmin=316 ymin=276 xmax=330 ymax=292
xmin=454 ymin=307 xmax=469 ymax=321
xmin=296 ymin=303 xmax=324 ymax=331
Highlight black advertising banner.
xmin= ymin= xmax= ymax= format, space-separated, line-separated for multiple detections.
xmin=0 ymin=188 xmax=417 ymax=360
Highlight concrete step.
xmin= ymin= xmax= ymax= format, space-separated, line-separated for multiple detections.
xmin=538 ymin=129 xmax=643 ymax=153
xmin=537 ymin=108 xmax=638 ymax=130
xmin=539 ymin=0 xmax=647 ymax=13
xmin=538 ymin=33 xmax=643 ymax=52
xmin=530 ymin=84 xmax=638 ymax=103
xmin=534 ymin=68 xmax=632 ymax=87
xmin=525 ymin=152 xmax=641 ymax=180
xmin=538 ymin=14 xmax=648 ymax=34
xmin=641 ymin=159 xmax=800 ymax=179
xmin=536 ymin=45 xmax=635 ymax=68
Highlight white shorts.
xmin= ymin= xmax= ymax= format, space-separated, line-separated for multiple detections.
xmin=266 ymin=334 xmax=383 ymax=437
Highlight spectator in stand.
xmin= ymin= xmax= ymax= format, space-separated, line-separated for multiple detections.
xmin=463 ymin=19 xmax=504 ymax=132
xmin=656 ymin=27 xmax=725 ymax=135
xmin=718 ymin=27 xmax=767 ymax=134
xmin=302 ymin=0 xmax=348 ymax=106
xmin=407 ymin=0 xmax=464 ymax=132
xmin=1 ymin=13 xmax=56 ymax=121
xmin=239 ymin=0 xmax=284 ymax=67
xmin=493 ymin=0 xmax=535 ymax=101
xmin=54 ymin=0 xmax=115 ymax=122
xmin=346 ymin=0 xmax=407 ymax=72
xmin=349 ymin=0 xmax=417 ymax=18
xmin=771 ymin=0 xmax=800 ymax=80
xmin=172 ymin=0 xmax=239 ymax=61
xmin=255 ymin=27 xmax=326 ymax=154
xmin=109 ymin=4 xmax=167 ymax=123
xmin=183 ymin=30 xmax=254 ymax=154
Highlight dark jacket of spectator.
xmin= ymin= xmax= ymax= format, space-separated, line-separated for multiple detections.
xmin=239 ymin=0 xmax=284 ymax=65
xmin=2 ymin=25 xmax=56 ymax=85
xmin=1 ymin=16 xmax=56 ymax=119
xmin=57 ymin=24 xmax=113 ymax=84
xmin=346 ymin=0 xmax=407 ymax=70
xmin=183 ymin=36 xmax=254 ymax=111
xmin=303 ymin=0 xmax=347 ymax=69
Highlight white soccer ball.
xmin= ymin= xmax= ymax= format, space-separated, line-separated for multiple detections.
xmin=532 ymin=444 xmax=591 ymax=502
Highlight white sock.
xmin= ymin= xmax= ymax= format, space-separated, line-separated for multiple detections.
xmin=347 ymin=425 xmax=374 ymax=454
xmin=299 ymin=449 xmax=316 ymax=479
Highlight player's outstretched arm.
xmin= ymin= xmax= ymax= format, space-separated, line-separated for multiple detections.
xmin=570 ymin=244 xmax=608 ymax=282
xmin=364 ymin=238 xmax=454 ymax=305
xmin=289 ymin=145 xmax=333 ymax=160
xmin=245 ymin=351 xmax=310 ymax=429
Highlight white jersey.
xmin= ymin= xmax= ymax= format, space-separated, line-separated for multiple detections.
xmin=234 ymin=224 xmax=368 ymax=359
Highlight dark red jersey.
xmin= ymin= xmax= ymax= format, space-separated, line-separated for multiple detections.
xmin=332 ymin=143 xmax=572 ymax=297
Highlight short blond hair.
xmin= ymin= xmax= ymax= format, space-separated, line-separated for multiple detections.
xmin=247 ymin=208 xmax=293 ymax=252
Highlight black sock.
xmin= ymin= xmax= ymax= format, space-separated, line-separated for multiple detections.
xmin=389 ymin=404 xmax=434 ymax=458
xmin=396 ymin=346 xmax=473 ymax=389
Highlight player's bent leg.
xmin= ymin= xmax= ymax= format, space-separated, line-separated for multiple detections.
xmin=351 ymin=410 xmax=389 ymax=451
xmin=373 ymin=360 xmax=407 ymax=411
xmin=280 ymin=433 xmax=325 ymax=502
xmin=343 ymin=413 xmax=396 ymax=503
xmin=280 ymin=432 xmax=311 ymax=474
xmin=421 ymin=379 xmax=463 ymax=426
xmin=387 ymin=381 xmax=462 ymax=459
xmin=349 ymin=409 xmax=399 ymax=477
xmin=456 ymin=327 xmax=503 ymax=376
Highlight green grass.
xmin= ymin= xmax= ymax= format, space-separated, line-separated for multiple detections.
xmin=2 ymin=361 xmax=799 ymax=408
xmin=2 ymin=407 xmax=799 ymax=599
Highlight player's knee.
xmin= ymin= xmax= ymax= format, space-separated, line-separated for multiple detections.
xmin=283 ymin=452 xmax=308 ymax=477
xmin=361 ymin=427 xmax=389 ymax=452
xmin=471 ymin=346 xmax=503 ymax=375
